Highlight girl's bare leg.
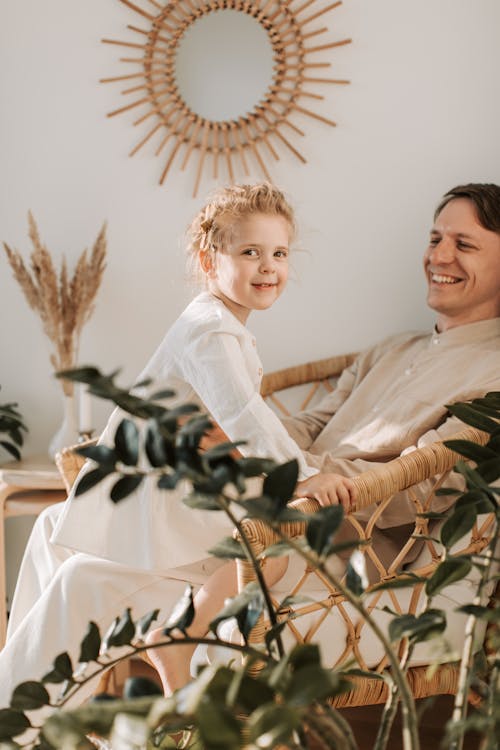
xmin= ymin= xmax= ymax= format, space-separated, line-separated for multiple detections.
xmin=146 ymin=557 xmax=288 ymax=694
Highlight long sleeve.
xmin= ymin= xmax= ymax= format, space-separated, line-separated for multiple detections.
xmin=181 ymin=324 xmax=317 ymax=479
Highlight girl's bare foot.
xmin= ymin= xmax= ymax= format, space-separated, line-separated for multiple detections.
xmin=145 ymin=626 xmax=196 ymax=695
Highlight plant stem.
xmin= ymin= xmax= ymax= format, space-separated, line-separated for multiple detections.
xmin=450 ymin=544 xmax=496 ymax=750
xmin=55 ymin=635 xmax=271 ymax=709
xmin=275 ymin=531 xmax=420 ymax=750
xmin=222 ymin=496 xmax=286 ymax=658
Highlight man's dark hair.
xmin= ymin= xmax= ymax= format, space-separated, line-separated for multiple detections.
xmin=435 ymin=183 xmax=500 ymax=234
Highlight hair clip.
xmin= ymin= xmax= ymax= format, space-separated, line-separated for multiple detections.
xmin=200 ymin=218 xmax=214 ymax=233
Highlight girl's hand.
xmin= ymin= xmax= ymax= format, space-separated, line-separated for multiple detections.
xmin=295 ymin=472 xmax=357 ymax=511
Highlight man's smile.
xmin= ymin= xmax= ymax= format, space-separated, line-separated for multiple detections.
xmin=430 ymin=273 xmax=463 ymax=285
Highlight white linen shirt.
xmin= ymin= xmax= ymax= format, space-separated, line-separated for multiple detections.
xmin=52 ymin=292 xmax=314 ymax=572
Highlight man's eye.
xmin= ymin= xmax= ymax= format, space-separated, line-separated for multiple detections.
xmin=457 ymin=241 xmax=473 ymax=250
xmin=429 ymin=238 xmax=440 ymax=246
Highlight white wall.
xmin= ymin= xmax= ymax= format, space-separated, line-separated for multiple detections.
xmin=1 ymin=0 xmax=499 ymax=600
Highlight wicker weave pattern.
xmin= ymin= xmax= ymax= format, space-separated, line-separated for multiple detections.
xmin=236 ymin=356 xmax=497 ymax=706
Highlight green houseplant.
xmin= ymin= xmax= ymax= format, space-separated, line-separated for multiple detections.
xmin=0 ymin=393 xmax=27 ymax=461
xmin=0 ymin=368 xmax=498 ymax=750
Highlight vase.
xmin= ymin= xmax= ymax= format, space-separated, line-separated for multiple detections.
xmin=48 ymin=394 xmax=79 ymax=460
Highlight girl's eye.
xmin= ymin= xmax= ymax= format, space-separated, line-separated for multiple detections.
xmin=243 ymin=248 xmax=258 ymax=256
xmin=275 ymin=249 xmax=288 ymax=258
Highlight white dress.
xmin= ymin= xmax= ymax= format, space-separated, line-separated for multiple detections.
xmin=52 ymin=292 xmax=315 ymax=572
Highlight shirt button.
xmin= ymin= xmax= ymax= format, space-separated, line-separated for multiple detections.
xmin=405 ymin=368 xmax=412 ymax=376
xmin=258 ymin=367 xmax=263 ymax=376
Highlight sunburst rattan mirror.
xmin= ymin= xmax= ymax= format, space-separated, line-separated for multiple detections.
xmin=102 ymin=0 xmax=351 ymax=196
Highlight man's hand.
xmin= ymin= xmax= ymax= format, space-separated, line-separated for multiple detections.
xmin=295 ymin=472 xmax=357 ymax=511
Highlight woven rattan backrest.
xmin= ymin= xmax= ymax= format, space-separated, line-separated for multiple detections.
xmin=260 ymin=353 xmax=357 ymax=415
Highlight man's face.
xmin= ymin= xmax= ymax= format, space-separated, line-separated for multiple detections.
xmin=423 ymin=197 xmax=500 ymax=331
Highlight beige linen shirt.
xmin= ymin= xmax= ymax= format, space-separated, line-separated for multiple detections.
xmin=283 ymin=317 xmax=500 ymax=531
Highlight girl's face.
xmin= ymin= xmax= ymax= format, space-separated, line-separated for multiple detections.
xmin=204 ymin=212 xmax=290 ymax=324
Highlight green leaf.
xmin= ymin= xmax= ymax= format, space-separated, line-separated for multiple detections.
xmin=195 ymin=698 xmax=242 ymax=750
xmin=288 ymin=643 xmax=321 ymax=670
xmin=306 ymin=505 xmax=344 ymax=557
xmin=340 ymin=667 xmax=385 ymax=681
xmin=0 ymin=441 xmax=21 ymax=460
xmin=236 ymin=457 xmax=277 ymax=477
xmin=475 ymin=457 xmax=500 ymax=484
xmin=264 ymin=621 xmax=287 ymax=653
xmin=42 ymin=652 xmax=73 ymax=684
xmin=209 ymin=583 xmax=263 ymax=641
xmin=228 ymin=672 xmax=275 ymax=713
xmin=248 ymin=704 xmax=300 ymax=748
xmin=110 ymin=474 xmax=143 ymax=503
xmin=389 ymin=609 xmax=446 ymax=643
xmin=0 ymin=710 xmax=31 ymax=741
xmin=183 ymin=492 xmax=222 ymax=510
xmin=263 ymin=460 xmax=299 ymax=508
xmin=106 ymin=608 xmax=136 ymax=647
xmin=208 ymin=537 xmax=247 ymax=560
xmin=9 ymin=682 xmax=50 ymax=711
xmin=78 ymin=622 xmax=101 ymax=663
xmin=454 ymin=461 xmax=495 ymax=494
xmin=446 ymin=402 xmax=499 ymax=433
xmin=149 ymin=388 xmax=176 ymax=401
xmin=75 ymin=444 xmax=117 ymax=466
xmin=455 ymin=489 xmax=495 ymax=514
xmin=136 ymin=609 xmax=160 ymax=638
xmin=440 ymin=505 xmax=477 ymax=548
xmin=370 ymin=574 xmax=426 ymax=592
xmin=444 ymin=439 xmax=498 ymax=463
xmin=284 ymin=664 xmax=343 ymax=706
xmin=177 ymin=415 xmax=212 ymax=439
xmin=157 ymin=471 xmax=180 ymax=490
xmin=56 ymin=366 xmax=102 ymax=383
xmin=203 ymin=442 xmax=245 ymax=462
xmin=74 ymin=466 xmax=115 ymax=496
xmin=145 ymin=421 xmax=168 ymax=467
xmin=426 ymin=557 xmax=472 ymax=597
xmin=261 ymin=540 xmax=294 ymax=558
xmin=456 ymin=604 xmax=500 ymax=622
xmin=114 ymin=419 xmax=139 ymax=466
xmin=164 ymin=585 xmax=195 ymax=635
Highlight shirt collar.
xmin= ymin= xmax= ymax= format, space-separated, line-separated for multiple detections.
xmin=430 ymin=317 xmax=500 ymax=347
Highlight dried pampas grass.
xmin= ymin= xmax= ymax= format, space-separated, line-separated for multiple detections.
xmin=3 ymin=213 xmax=107 ymax=396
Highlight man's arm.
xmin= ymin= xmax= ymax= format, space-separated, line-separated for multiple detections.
xmin=280 ymin=357 xmax=360 ymax=450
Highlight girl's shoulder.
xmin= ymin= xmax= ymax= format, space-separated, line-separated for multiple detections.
xmin=181 ymin=292 xmax=246 ymax=338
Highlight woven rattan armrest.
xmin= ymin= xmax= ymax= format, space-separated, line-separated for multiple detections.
xmin=237 ymin=426 xmax=488 ymax=556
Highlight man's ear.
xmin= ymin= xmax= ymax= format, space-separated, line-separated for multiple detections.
xmin=199 ymin=249 xmax=215 ymax=277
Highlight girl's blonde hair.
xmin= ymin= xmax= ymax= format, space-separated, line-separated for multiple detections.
xmin=185 ymin=182 xmax=296 ymax=285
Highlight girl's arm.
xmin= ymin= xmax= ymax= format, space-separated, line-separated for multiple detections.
xmin=182 ymin=329 xmax=317 ymax=479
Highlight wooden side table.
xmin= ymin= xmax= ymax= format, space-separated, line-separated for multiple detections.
xmin=0 ymin=456 xmax=66 ymax=648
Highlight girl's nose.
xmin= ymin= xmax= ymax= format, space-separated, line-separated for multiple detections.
xmin=259 ymin=254 xmax=275 ymax=272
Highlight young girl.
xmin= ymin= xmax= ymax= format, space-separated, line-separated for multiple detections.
xmin=51 ymin=182 xmax=355 ymax=693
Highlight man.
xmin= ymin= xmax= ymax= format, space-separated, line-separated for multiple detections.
xmin=1 ymin=183 xmax=499 ymax=708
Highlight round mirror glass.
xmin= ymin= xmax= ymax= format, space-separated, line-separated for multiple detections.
xmin=175 ymin=10 xmax=275 ymax=122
